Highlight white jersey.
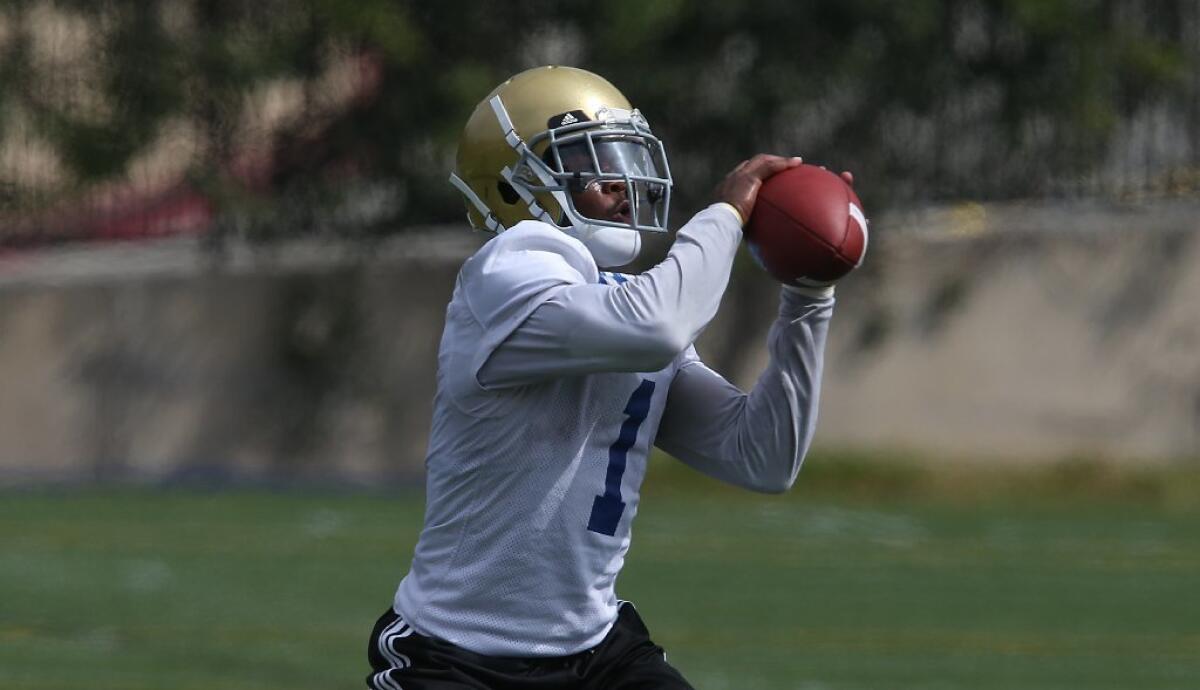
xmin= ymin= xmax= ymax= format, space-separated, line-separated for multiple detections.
xmin=394 ymin=204 xmax=834 ymax=656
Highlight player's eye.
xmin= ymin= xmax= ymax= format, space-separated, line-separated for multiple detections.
xmin=567 ymin=174 xmax=596 ymax=193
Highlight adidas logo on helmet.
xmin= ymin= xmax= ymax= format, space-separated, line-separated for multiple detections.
xmin=548 ymin=110 xmax=590 ymax=129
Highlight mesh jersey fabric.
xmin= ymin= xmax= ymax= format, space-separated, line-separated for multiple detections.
xmin=391 ymin=205 xmax=832 ymax=657
xmin=394 ymin=221 xmax=691 ymax=656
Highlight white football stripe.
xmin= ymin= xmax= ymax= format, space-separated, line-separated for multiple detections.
xmin=848 ymin=202 xmax=869 ymax=266
xmin=848 ymin=202 xmax=867 ymax=233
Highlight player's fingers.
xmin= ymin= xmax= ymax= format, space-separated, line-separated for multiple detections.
xmin=840 ymin=171 xmax=855 ymax=187
xmin=744 ymin=154 xmax=802 ymax=180
xmin=716 ymin=154 xmax=802 ymax=218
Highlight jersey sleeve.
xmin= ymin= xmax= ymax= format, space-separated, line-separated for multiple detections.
xmin=653 ymin=288 xmax=834 ymax=493
xmin=476 ymin=204 xmax=744 ymax=388
xmin=445 ymin=221 xmax=597 ymax=406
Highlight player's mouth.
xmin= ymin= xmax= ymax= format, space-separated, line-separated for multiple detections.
xmin=611 ymin=200 xmax=631 ymax=223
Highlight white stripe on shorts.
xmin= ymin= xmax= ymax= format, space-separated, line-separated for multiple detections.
xmin=370 ymin=669 xmax=404 ymax=690
xmin=378 ymin=614 xmax=414 ymax=671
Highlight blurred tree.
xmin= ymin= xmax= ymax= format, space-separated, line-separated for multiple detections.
xmin=0 ymin=0 xmax=1194 ymax=241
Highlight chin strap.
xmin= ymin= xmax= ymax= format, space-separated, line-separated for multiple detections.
xmin=448 ymin=172 xmax=505 ymax=233
xmin=489 ymin=95 xmax=591 ymax=238
xmin=445 ymin=94 xmax=565 ymax=235
xmin=499 ymin=165 xmax=563 ymax=229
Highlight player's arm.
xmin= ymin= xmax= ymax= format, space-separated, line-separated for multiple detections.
xmin=653 ymin=286 xmax=834 ymax=493
xmin=476 ymin=155 xmax=801 ymax=388
xmin=475 ymin=204 xmax=738 ymax=385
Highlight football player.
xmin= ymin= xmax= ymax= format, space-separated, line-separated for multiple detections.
xmin=367 ymin=65 xmax=841 ymax=689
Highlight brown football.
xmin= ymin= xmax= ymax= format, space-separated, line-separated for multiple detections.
xmin=744 ymin=164 xmax=868 ymax=286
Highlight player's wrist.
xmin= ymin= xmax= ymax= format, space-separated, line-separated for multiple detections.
xmin=782 ymin=283 xmax=835 ymax=299
xmin=712 ymin=202 xmax=744 ymax=227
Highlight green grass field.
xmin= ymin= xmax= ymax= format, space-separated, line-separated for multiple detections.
xmin=2 ymin=458 xmax=1198 ymax=690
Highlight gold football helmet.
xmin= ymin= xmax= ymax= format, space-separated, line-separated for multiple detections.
xmin=449 ymin=66 xmax=672 ymax=267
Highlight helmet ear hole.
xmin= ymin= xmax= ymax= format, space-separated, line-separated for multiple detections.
xmin=497 ymin=181 xmax=521 ymax=205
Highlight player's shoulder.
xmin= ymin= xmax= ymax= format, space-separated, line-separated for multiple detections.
xmin=472 ymin=220 xmax=597 ymax=280
xmin=457 ymin=221 xmax=597 ymax=325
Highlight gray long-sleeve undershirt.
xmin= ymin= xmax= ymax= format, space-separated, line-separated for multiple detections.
xmin=477 ymin=204 xmax=834 ymax=492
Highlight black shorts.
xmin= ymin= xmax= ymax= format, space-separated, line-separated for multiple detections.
xmin=365 ymin=602 xmax=695 ymax=689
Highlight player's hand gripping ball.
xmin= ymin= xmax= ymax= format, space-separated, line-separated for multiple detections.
xmin=745 ymin=164 xmax=868 ymax=287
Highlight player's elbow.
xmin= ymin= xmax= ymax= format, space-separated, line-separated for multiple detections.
xmin=746 ymin=471 xmax=798 ymax=494
xmin=629 ymin=319 xmax=691 ymax=369
xmin=651 ymin=323 xmax=694 ymax=361
xmin=742 ymin=454 xmax=804 ymax=494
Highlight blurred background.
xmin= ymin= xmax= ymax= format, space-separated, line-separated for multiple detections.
xmin=1 ymin=1 xmax=1198 ymax=689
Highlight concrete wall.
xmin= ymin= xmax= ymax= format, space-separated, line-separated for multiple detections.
xmin=2 ymin=203 xmax=1198 ymax=485
xmin=0 ymin=237 xmax=473 ymax=485
xmin=808 ymin=225 xmax=1200 ymax=463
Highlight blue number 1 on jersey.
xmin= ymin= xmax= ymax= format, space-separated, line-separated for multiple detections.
xmin=587 ymin=378 xmax=656 ymax=536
